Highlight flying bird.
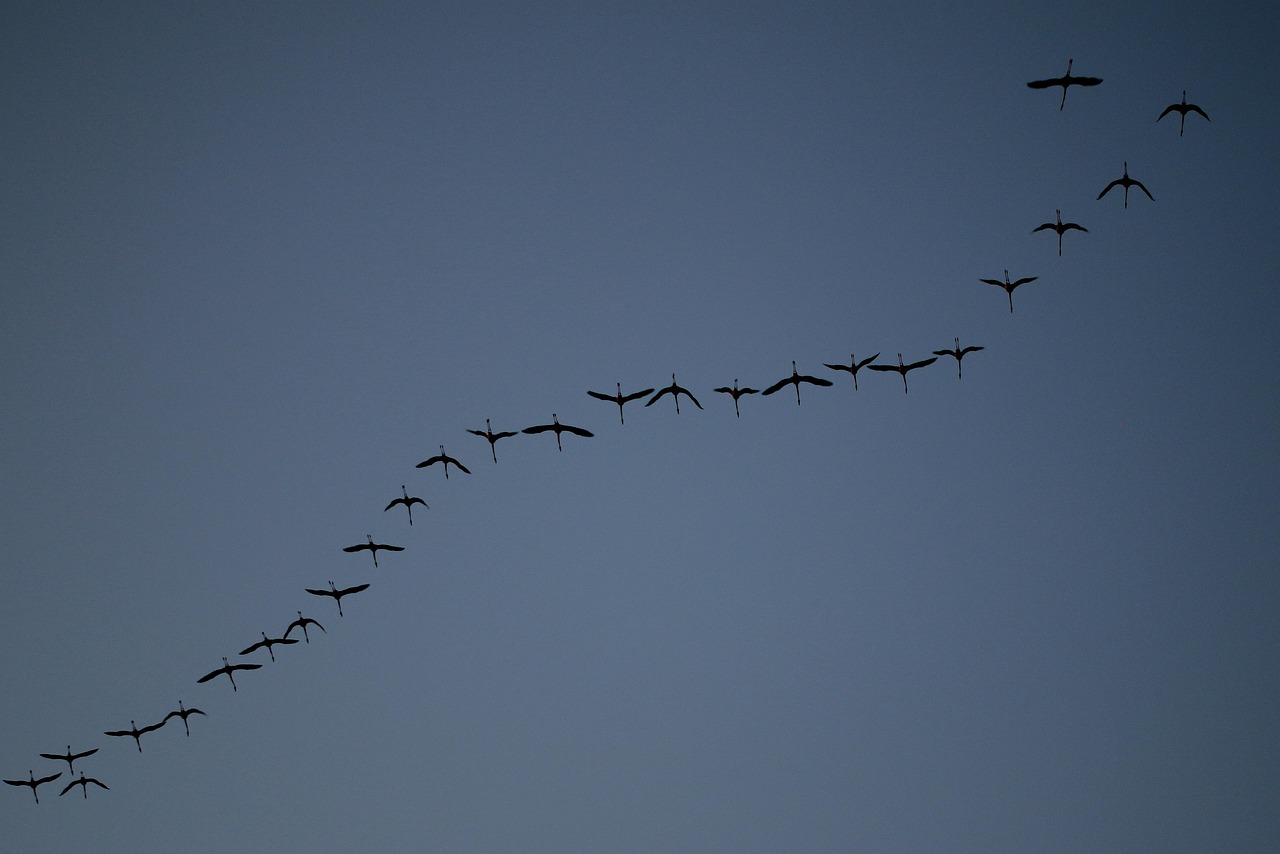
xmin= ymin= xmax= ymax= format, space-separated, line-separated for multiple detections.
xmin=239 ymin=632 xmax=298 ymax=662
xmin=1027 ymin=58 xmax=1102 ymax=110
xmin=37 ymin=745 xmax=98 ymax=774
xmin=162 ymin=700 xmax=207 ymax=736
xmin=1097 ymin=161 xmax=1154 ymax=208
xmin=762 ymin=360 xmax=834 ymax=405
xmin=284 ymin=611 xmax=327 ymax=644
xmin=59 ymin=772 xmax=109 ymax=800
xmin=1158 ymin=90 xmax=1210 ymax=136
xmin=522 ymin=413 xmax=594 ymax=452
xmin=645 ymin=374 xmax=703 ymax=414
xmin=384 ymin=485 xmax=428 ymax=525
xmin=586 ymin=383 xmax=654 ymax=424
xmin=414 ymin=445 xmax=470 ymax=479
xmin=466 ymin=419 xmax=520 ymax=462
xmin=980 ymin=269 xmax=1039 ymax=313
xmin=103 ymin=719 xmax=167 ymax=752
xmin=1032 ymin=209 xmax=1087 ymax=256
xmin=305 ymin=580 xmax=371 ymax=617
xmin=4 ymin=770 xmax=61 ymax=803
xmin=342 ymin=534 xmax=404 ymax=567
xmin=196 ymin=657 xmax=262 ymax=693
xmin=932 ymin=338 xmax=986 ymax=379
xmin=824 ymin=352 xmax=880 ymax=391
xmin=712 ymin=379 xmax=759 ymax=417
xmin=868 ymin=353 xmax=938 ymax=394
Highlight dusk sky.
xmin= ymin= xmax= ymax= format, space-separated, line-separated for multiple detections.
xmin=3 ymin=2 xmax=1278 ymax=851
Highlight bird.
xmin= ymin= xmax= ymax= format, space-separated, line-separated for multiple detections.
xmin=103 ymin=718 xmax=167 ymax=752
xmin=1026 ymin=58 xmax=1102 ymax=110
xmin=979 ymin=269 xmax=1039 ymax=313
xmin=645 ymin=373 xmax=703 ymax=414
xmin=4 ymin=770 xmax=61 ymax=804
xmin=522 ymin=413 xmax=594 ymax=451
xmin=1032 ymin=210 xmax=1087 ymax=256
xmin=762 ymin=360 xmax=834 ymax=405
xmin=1097 ymin=161 xmax=1154 ymax=208
xmin=162 ymin=700 xmax=207 ymax=736
xmin=239 ymin=632 xmax=298 ymax=662
xmin=824 ymin=352 xmax=880 ymax=391
xmin=1158 ymin=90 xmax=1210 ymax=136
xmin=196 ymin=657 xmax=263 ymax=693
xmin=414 ymin=445 xmax=470 ymax=479
xmin=284 ymin=611 xmax=327 ymax=644
xmin=37 ymin=745 xmax=98 ymax=774
xmin=59 ymin=772 xmax=108 ymax=800
xmin=384 ymin=485 xmax=428 ymax=525
xmin=712 ymin=379 xmax=759 ymax=417
xmin=466 ymin=419 xmax=519 ymax=462
xmin=342 ymin=534 xmax=404 ymax=567
xmin=586 ymin=382 xmax=654 ymax=424
xmin=305 ymin=581 xmax=371 ymax=617
xmin=868 ymin=353 xmax=938 ymax=394
xmin=932 ymin=338 xmax=985 ymax=379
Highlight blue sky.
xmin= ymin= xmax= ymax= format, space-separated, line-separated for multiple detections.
xmin=3 ymin=2 xmax=1278 ymax=851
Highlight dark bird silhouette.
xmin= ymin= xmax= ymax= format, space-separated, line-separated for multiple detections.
xmin=38 ymin=745 xmax=98 ymax=774
xmin=1032 ymin=209 xmax=1088 ymax=256
xmin=1158 ymin=90 xmax=1210 ymax=136
xmin=384 ymin=485 xmax=428 ymax=525
xmin=1027 ymin=58 xmax=1102 ymax=110
xmin=1097 ymin=161 xmax=1154 ymax=208
xmin=103 ymin=719 xmax=167 ymax=752
xmin=196 ymin=657 xmax=262 ymax=693
xmin=932 ymin=338 xmax=985 ymax=379
xmin=305 ymin=580 xmax=371 ymax=617
xmin=522 ymin=413 xmax=594 ymax=451
xmin=4 ymin=770 xmax=61 ymax=803
xmin=824 ymin=352 xmax=880 ymax=391
xmin=762 ymin=360 xmax=834 ymax=405
xmin=284 ymin=611 xmax=327 ymax=644
xmin=980 ymin=269 xmax=1040 ymax=313
xmin=586 ymin=382 xmax=654 ymax=424
xmin=645 ymin=373 xmax=703 ymax=414
xmin=868 ymin=353 xmax=938 ymax=394
xmin=239 ymin=632 xmax=298 ymax=662
xmin=342 ymin=534 xmax=404 ymax=567
xmin=59 ymin=772 xmax=108 ymax=800
xmin=467 ymin=419 xmax=519 ymax=462
xmin=712 ymin=379 xmax=759 ymax=417
xmin=414 ymin=445 xmax=470 ymax=479
xmin=162 ymin=700 xmax=207 ymax=736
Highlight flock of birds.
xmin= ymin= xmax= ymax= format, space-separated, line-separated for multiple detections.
xmin=7 ymin=60 xmax=1210 ymax=806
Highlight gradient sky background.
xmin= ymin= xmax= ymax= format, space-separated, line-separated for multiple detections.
xmin=3 ymin=2 xmax=1278 ymax=851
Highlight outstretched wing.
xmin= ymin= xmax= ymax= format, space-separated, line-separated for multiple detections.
xmin=866 ymin=364 xmax=898 ymax=373
xmin=239 ymin=639 xmax=266 ymax=654
xmin=1071 ymin=75 xmax=1103 ymax=86
xmin=558 ymin=424 xmax=594 ymax=438
xmin=904 ymin=356 xmax=939 ymax=371
xmin=1187 ymin=104 xmax=1210 ymax=121
xmin=337 ymin=583 xmax=371 ymax=596
xmin=304 ymin=587 xmax=334 ymax=598
xmin=342 ymin=543 xmax=370 ymax=553
xmin=414 ymin=454 xmax=444 ymax=468
xmin=522 ymin=423 xmax=554 ymax=433
xmin=1010 ymin=276 xmax=1038 ymax=287
xmin=619 ymin=388 xmax=654 ymax=403
xmin=979 ymin=278 xmax=1007 ymax=287
xmin=451 ymin=459 xmax=472 ymax=474
xmin=1062 ymin=222 xmax=1088 ymax=233
xmin=1097 ymin=179 xmax=1122 ymax=199
xmin=1026 ymin=77 xmax=1061 ymax=89
xmin=760 ymin=377 xmax=790 ymax=396
xmin=1134 ymin=180 xmax=1155 ymax=200
xmin=796 ymin=375 xmax=833 ymax=387
xmin=586 ymin=390 xmax=616 ymax=403
xmin=1030 ymin=222 xmax=1056 ymax=233
xmin=196 ymin=669 xmax=223 ymax=683
xmin=932 ymin=349 xmax=956 ymax=358
xmin=959 ymin=346 xmax=985 ymax=356
xmin=679 ymin=388 xmax=704 ymax=408
xmin=643 ymin=387 xmax=672 ymax=407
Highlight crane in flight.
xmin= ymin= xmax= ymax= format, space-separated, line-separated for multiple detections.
xmin=824 ymin=352 xmax=880 ymax=391
xmin=587 ymin=383 xmax=654 ymax=424
xmin=522 ymin=413 xmax=594 ymax=452
xmin=1097 ymin=161 xmax=1154 ymax=208
xmin=868 ymin=353 xmax=938 ymax=394
xmin=37 ymin=745 xmax=98 ymax=774
xmin=1158 ymin=90 xmax=1210 ymax=136
xmin=162 ymin=700 xmax=207 ymax=736
xmin=104 ymin=718 xmax=167 ymax=752
xmin=342 ymin=534 xmax=404 ymax=568
xmin=59 ymin=772 xmax=109 ymax=800
xmin=415 ymin=445 xmax=471 ymax=479
xmin=712 ymin=379 xmax=759 ymax=417
xmin=467 ymin=419 xmax=520 ymax=462
xmin=240 ymin=632 xmax=298 ymax=662
xmin=762 ymin=360 xmax=834 ymax=405
xmin=980 ymin=270 xmax=1039 ymax=313
xmin=645 ymin=374 xmax=703 ymax=414
xmin=196 ymin=657 xmax=263 ymax=693
xmin=1032 ymin=210 xmax=1087 ymax=256
xmin=284 ymin=611 xmax=327 ymax=644
xmin=384 ymin=485 xmax=428 ymax=525
xmin=4 ymin=770 xmax=61 ymax=803
xmin=1027 ymin=58 xmax=1102 ymax=110
xmin=305 ymin=581 xmax=371 ymax=617
xmin=932 ymin=338 xmax=985 ymax=379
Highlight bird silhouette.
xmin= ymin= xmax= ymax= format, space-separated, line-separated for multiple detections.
xmin=522 ymin=413 xmax=594 ymax=451
xmin=1032 ymin=209 xmax=1087 ymax=256
xmin=37 ymin=745 xmax=98 ymax=774
xmin=1097 ymin=161 xmax=1153 ymax=208
xmin=305 ymin=581 xmax=371 ymax=617
xmin=4 ymin=770 xmax=61 ymax=803
xmin=104 ymin=718 xmax=167 ymax=752
xmin=466 ymin=419 xmax=520 ymax=462
xmin=196 ymin=657 xmax=262 ymax=693
xmin=712 ymin=379 xmax=759 ymax=417
xmin=645 ymin=373 xmax=703 ymax=414
xmin=1158 ymin=90 xmax=1209 ymax=136
xmin=384 ymin=485 xmax=428 ymax=525
xmin=586 ymin=383 xmax=654 ymax=424
xmin=414 ymin=445 xmax=470 ymax=479
xmin=824 ymin=352 xmax=880 ymax=391
xmin=342 ymin=534 xmax=404 ymax=568
xmin=1027 ymin=58 xmax=1102 ymax=110
xmin=979 ymin=269 xmax=1040 ymax=313
xmin=762 ymin=360 xmax=834 ymax=405
xmin=59 ymin=772 xmax=108 ymax=800
xmin=932 ymin=338 xmax=985 ymax=379
xmin=239 ymin=632 xmax=298 ymax=662
xmin=868 ymin=353 xmax=938 ymax=394
xmin=284 ymin=611 xmax=327 ymax=644
xmin=162 ymin=700 xmax=207 ymax=736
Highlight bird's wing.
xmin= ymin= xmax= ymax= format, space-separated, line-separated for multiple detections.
xmin=342 ymin=543 xmax=369 ymax=553
xmin=822 ymin=363 xmax=851 ymax=373
xmin=620 ymin=388 xmax=654 ymax=403
xmin=713 ymin=386 xmax=733 ymax=394
xmin=522 ymin=423 xmax=554 ymax=433
xmin=960 ymin=346 xmax=985 ymax=355
xmin=59 ymin=780 xmax=77 ymax=795
xmin=1188 ymin=105 xmax=1210 ymax=120
xmin=1030 ymin=223 xmax=1055 ymax=233
xmin=239 ymin=639 xmax=266 ymax=654
xmin=465 ymin=429 xmax=485 ymax=437
xmin=196 ymin=669 xmax=222 ymax=683
xmin=188 ymin=707 xmax=208 ymax=716
xmin=407 ymin=496 xmax=429 ymax=507
xmin=979 ymin=278 xmax=1006 ymax=286
xmin=337 ymin=583 xmax=371 ymax=595
xmin=452 ymin=460 xmax=471 ymax=474
xmin=234 ymin=663 xmax=263 ymax=672
xmin=644 ymin=387 xmax=672 ymax=406
xmin=304 ymin=588 xmax=331 ymax=597
xmin=682 ymin=389 xmax=703 ymax=408
xmin=760 ymin=378 xmax=789 ymax=395
xmin=932 ymin=349 xmax=956 ymax=357
xmin=1157 ymin=104 xmax=1178 ymax=121
xmin=1026 ymin=77 xmax=1060 ymax=89
xmin=1010 ymin=276 xmax=1038 ymax=287
xmin=139 ymin=720 xmax=167 ymax=733
xmin=1073 ymin=76 xmax=1103 ymax=86
xmin=866 ymin=364 xmax=896 ymax=372
xmin=1097 ymin=179 xmax=1122 ymax=199
xmin=306 ymin=619 xmax=327 ymax=632
xmin=383 ymin=498 xmax=401 ymax=511
xmin=379 ymin=544 xmax=405 ymax=552
xmin=103 ymin=729 xmax=130 ymax=737
xmin=277 ymin=637 xmax=299 ymax=645
xmin=1063 ymin=223 xmax=1088 ymax=232
xmin=77 ymin=748 xmax=99 ymax=758
xmin=89 ymin=778 xmax=109 ymax=790
xmin=797 ymin=375 xmax=833 ymax=386
xmin=414 ymin=455 xmax=443 ymax=468
xmin=3 ymin=778 xmax=28 ymax=786
xmin=559 ymin=424 xmax=594 ymax=437
xmin=904 ymin=357 xmax=939 ymax=370
xmin=491 ymin=431 xmax=518 ymax=440
xmin=36 ymin=772 xmax=61 ymax=785
xmin=1134 ymin=180 xmax=1154 ymax=199
xmin=38 ymin=752 xmax=63 ymax=761
xmin=585 ymin=390 xmax=615 ymax=402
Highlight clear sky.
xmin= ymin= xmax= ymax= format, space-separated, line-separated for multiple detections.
xmin=3 ymin=2 xmax=1278 ymax=851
